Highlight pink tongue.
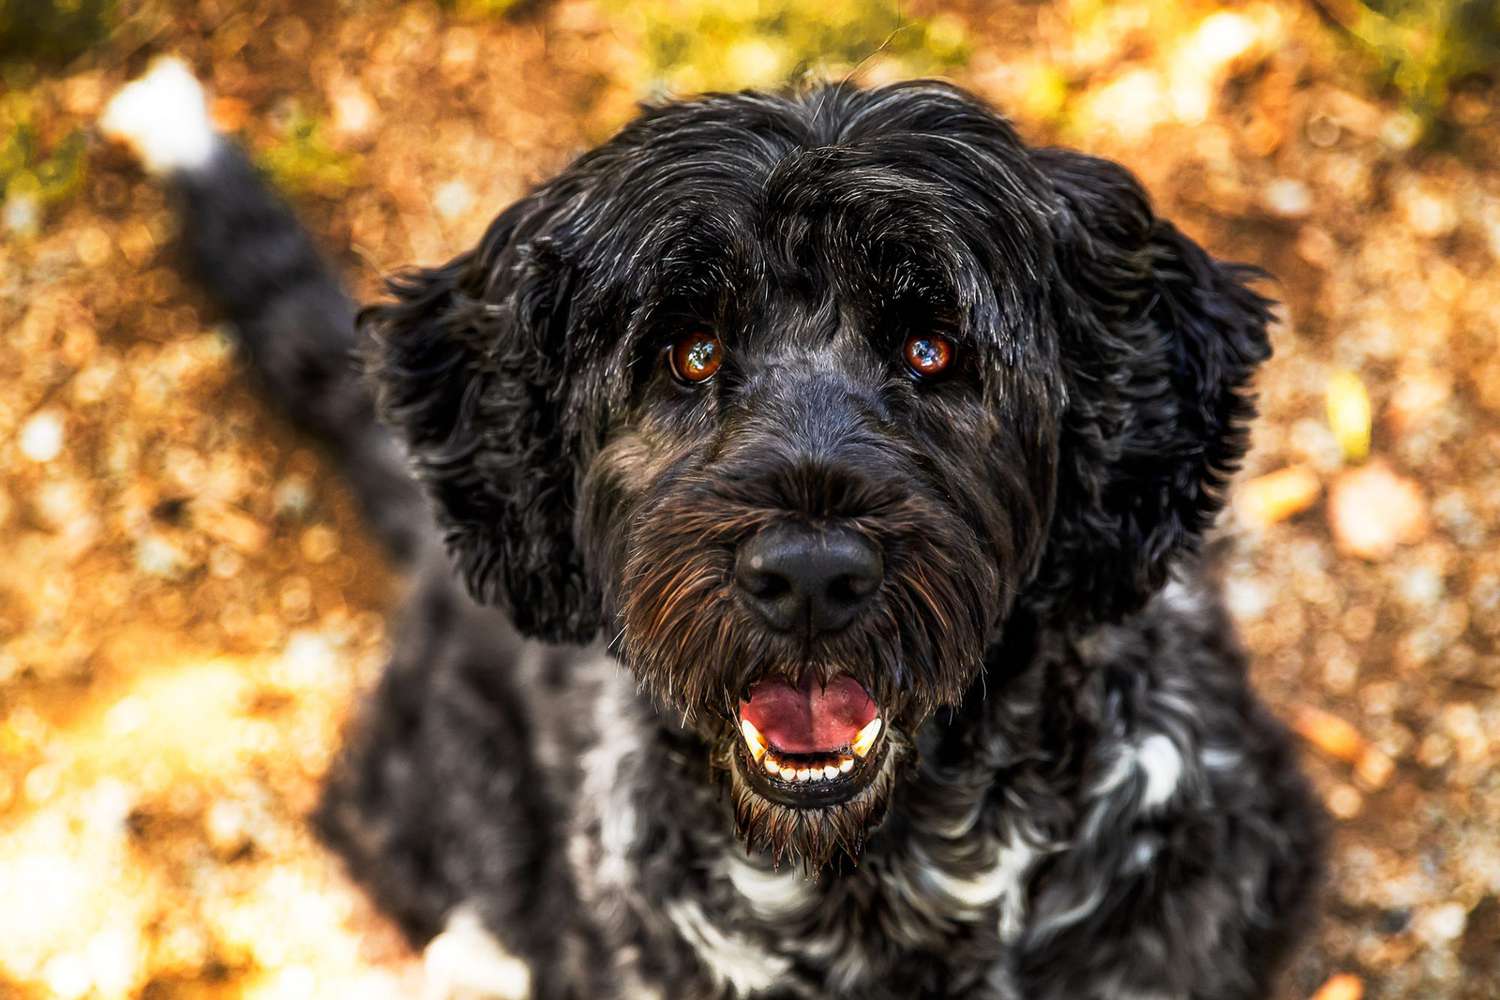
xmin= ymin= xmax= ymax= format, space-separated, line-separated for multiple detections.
xmin=738 ymin=674 xmax=877 ymax=755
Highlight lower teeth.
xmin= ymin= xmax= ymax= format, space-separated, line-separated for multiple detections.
xmin=758 ymin=748 xmax=859 ymax=783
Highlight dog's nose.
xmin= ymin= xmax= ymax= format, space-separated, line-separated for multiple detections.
xmin=735 ymin=525 xmax=883 ymax=635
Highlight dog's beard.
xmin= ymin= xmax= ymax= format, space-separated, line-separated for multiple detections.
xmin=715 ymin=720 xmax=912 ymax=870
xmin=608 ymin=471 xmax=999 ymax=866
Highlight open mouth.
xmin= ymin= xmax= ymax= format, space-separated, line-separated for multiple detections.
xmin=735 ymin=673 xmax=888 ymax=807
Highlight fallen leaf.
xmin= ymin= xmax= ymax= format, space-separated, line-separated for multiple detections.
xmin=198 ymin=505 xmax=269 ymax=555
xmin=1326 ymin=370 xmax=1372 ymax=463
xmin=1236 ymin=465 xmax=1321 ymax=528
xmin=211 ymin=96 xmax=252 ymax=133
xmin=1293 ymin=705 xmax=1366 ymax=764
xmin=1310 ymin=973 xmax=1364 ymax=1000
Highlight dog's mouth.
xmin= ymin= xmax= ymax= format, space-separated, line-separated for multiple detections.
xmin=734 ymin=673 xmax=889 ymax=808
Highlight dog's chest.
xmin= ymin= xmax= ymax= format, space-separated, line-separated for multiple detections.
xmin=714 ymin=828 xmax=1037 ymax=995
xmin=563 ymin=668 xmax=1038 ymax=998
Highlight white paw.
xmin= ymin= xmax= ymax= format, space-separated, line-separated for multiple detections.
xmin=422 ymin=906 xmax=532 ymax=1000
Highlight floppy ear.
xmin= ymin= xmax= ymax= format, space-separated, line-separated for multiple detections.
xmin=1028 ymin=148 xmax=1273 ymax=623
xmin=364 ymin=197 xmax=601 ymax=643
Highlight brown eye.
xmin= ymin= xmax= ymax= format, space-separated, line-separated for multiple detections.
xmin=669 ymin=331 xmax=723 ymax=384
xmin=903 ymin=334 xmax=954 ymax=379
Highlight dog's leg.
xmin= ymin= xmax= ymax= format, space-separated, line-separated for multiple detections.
xmin=313 ymin=561 xmax=597 ymax=999
xmin=102 ymin=59 xmax=429 ymax=564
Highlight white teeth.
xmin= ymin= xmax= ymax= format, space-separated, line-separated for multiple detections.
xmin=751 ymin=736 xmax=873 ymax=784
xmin=851 ymin=718 xmax=882 ymax=758
xmin=758 ymin=752 xmax=859 ymax=782
xmin=739 ymin=719 xmax=767 ymax=762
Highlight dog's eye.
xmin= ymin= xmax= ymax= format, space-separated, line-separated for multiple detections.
xmin=669 ymin=332 xmax=723 ymax=384
xmin=902 ymin=334 xmax=954 ymax=380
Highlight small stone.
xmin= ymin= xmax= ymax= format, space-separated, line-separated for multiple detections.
xmin=1417 ymin=902 xmax=1468 ymax=945
xmin=199 ymin=505 xmax=269 ymax=554
xmin=24 ymin=763 xmax=62 ymax=804
xmin=19 ymin=409 xmax=66 ymax=462
xmin=42 ymin=952 xmax=92 ymax=1000
xmin=1442 ymin=703 xmax=1488 ymax=764
xmin=75 ymin=226 xmax=114 ymax=267
xmin=435 ymin=180 xmax=475 ymax=221
xmin=1399 ymin=183 xmax=1458 ymax=237
xmin=1354 ymin=748 xmax=1395 ymax=790
xmin=1388 ymin=369 xmax=1453 ymax=437
xmin=274 ymin=476 xmax=313 ymax=517
xmin=1328 ymin=461 xmax=1428 ymax=560
xmin=1381 ymin=111 xmax=1422 ymax=151
xmin=3 ymin=190 xmax=41 ymax=238
xmin=280 ymin=576 xmax=313 ymax=622
xmin=1396 ymin=565 xmax=1444 ymax=608
xmin=1263 ymin=178 xmax=1312 ymax=219
xmin=205 ymin=799 xmax=253 ymax=857
xmin=1327 ymin=783 xmax=1363 ymax=820
xmin=135 ymin=533 xmax=187 ymax=578
xmin=329 ymin=78 xmax=377 ymax=139
xmin=209 ymin=545 xmax=244 ymax=579
xmin=299 ymin=525 xmax=340 ymax=563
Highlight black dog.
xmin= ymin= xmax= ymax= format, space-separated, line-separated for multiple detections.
xmin=109 ymin=63 xmax=1323 ymax=999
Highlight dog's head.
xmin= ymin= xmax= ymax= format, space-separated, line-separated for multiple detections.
xmin=366 ymin=81 xmax=1271 ymax=867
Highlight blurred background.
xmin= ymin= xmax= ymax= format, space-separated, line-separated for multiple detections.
xmin=1 ymin=0 xmax=1498 ymax=997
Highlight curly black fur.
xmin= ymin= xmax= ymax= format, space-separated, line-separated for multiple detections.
xmin=171 ymin=79 xmax=1323 ymax=999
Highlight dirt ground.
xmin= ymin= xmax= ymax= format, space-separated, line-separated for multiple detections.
xmin=1 ymin=1 xmax=1498 ymax=997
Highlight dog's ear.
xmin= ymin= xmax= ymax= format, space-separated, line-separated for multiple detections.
xmin=364 ymin=196 xmax=601 ymax=643
xmin=1028 ymin=148 xmax=1273 ymax=623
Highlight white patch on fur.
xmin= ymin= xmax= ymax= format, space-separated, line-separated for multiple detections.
xmin=665 ymin=898 xmax=789 ymax=996
xmin=100 ymin=57 xmax=218 ymax=175
xmin=1135 ymin=733 xmax=1184 ymax=811
xmin=723 ymin=853 xmax=816 ymax=920
xmin=1158 ymin=576 xmax=1204 ymax=616
xmin=423 ymin=905 xmax=532 ymax=1000
xmin=569 ymin=662 xmax=646 ymax=900
xmin=1201 ymin=745 xmax=1242 ymax=771
xmin=809 ymin=931 xmax=871 ymax=994
xmin=993 ymin=840 xmax=1038 ymax=942
xmin=1093 ymin=733 xmax=1186 ymax=813
xmin=908 ymin=836 xmax=1037 ymax=944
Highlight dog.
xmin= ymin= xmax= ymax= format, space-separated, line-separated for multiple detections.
xmin=105 ymin=60 xmax=1324 ymax=1000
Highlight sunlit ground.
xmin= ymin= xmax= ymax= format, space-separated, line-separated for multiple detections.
xmin=2 ymin=1 xmax=1499 ymax=997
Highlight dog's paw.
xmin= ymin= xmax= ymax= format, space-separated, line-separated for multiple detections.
xmin=422 ymin=906 xmax=532 ymax=1000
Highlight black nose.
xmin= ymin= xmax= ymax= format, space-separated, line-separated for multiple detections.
xmin=735 ymin=525 xmax=883 ymax=635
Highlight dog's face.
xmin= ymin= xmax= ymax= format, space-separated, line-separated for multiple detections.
xmin=368 ymin=82 xmax=1271 ymax=867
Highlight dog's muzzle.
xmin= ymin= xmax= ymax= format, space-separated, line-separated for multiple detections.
xmin=728 ymin=523 xmax=892 ymax=807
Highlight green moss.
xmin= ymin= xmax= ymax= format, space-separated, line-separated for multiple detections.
xmin=0 ymin=89 xmax=86 ymax=236
xmin=1335 ymin=0 xmax=1500 ymax=134
xmin=616 ymin=0 xmax=969 ymax=94
xmin=0 ymin=0 xmax=115 ymax=64
xmin=257 ymin=106 xmax=360 ymax=198
xmin=435 ymin=0 xmax=526 ymax=18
